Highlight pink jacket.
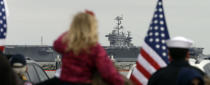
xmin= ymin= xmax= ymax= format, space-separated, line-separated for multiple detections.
xmin=53 ymin=32 xmax=124 ymax=85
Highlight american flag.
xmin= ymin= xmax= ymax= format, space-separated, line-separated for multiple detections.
xmin=130 ymin=0 xmax=170 ymax=85
xmin=0 ymin=0 xmax=7 ymax=52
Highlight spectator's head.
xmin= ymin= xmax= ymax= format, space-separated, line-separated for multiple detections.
xmin=9 ymin=54 xmax=27 ymax=74
xmin=63 ymin=10 xmax=98 ymax=55
xmin=177 ymin=67 xmax=204 ymax=85
xmin=166 ymin=36 xmax=193 ymax=60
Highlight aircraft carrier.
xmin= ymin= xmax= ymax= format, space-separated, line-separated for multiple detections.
xmin=4 ymin=16 xmax=140 ymax=63
xmin=3 ymin=16 xmax=208 ymax=63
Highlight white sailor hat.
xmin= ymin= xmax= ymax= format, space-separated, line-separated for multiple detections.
xmin=166 ymin=36 xmax=193 ymax=48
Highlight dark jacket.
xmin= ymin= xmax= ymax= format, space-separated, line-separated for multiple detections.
xmin=36 ymin=77 xmax=61 ymax=85
xmin=176 ymin=67 xmax=204 ymax=85
xmin=36 ymin=77 xmax=92 ymax=85
xmin=147 ymin=60 xmax=204 ymax=85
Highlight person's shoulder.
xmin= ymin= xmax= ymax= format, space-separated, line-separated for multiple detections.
xmin=89 ymin=43 xmax=103 ymax=54
xmin=148 ymin=67 xmax=168 ymax=85
xmin=189 ymin=65 xmax=205 ymax=75
xmin=94 ymin=43 xmax=102 ymax=47
xmin=151 ymin=67 xmax=168 ymax=76
xmin=157 ymin=67 xmax=168 ymax=72
xmin=90 ymin=43 xmax=103 ymax=50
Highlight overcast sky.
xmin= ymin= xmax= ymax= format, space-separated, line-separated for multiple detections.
xmin=5 ymin=0 xmax=210 ymax=54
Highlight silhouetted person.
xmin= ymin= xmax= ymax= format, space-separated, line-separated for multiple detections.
xmin=0 ymin=52 xmax=22 ymax=85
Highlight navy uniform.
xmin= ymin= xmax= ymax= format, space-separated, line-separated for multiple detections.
xmin=148 ymin=36 xmax=205 ymax=85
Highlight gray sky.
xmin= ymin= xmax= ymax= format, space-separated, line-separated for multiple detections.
xmin=5 ymin=0 xmax=210 ymax=54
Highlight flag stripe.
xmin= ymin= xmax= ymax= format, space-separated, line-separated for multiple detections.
xmin=142 ymin=42 xmax=167 ymax=67
xmin=137 ymin=54 xmax=156 ymax=74
xmin=130 ymin=74 xmax=143 ymax=85
xmin=136 ymin=61 xmax=151 ymax=79
xmin=0 ymin=46 xmax=4 ymax=51
xmin=140 ymin=48 xmax=160 ymax=70
xmin=133 ymin=68 xmax=148 ymax=85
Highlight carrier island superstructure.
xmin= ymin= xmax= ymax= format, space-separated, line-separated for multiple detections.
xmin=104 ymin=16 xmax=140 ymax=63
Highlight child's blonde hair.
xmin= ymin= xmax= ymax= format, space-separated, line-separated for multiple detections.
xmin=63 ymin=11 xmax=98 ymax=55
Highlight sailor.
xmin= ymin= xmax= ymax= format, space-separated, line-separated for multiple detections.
xmin=147 ymin=36 xmax=205 ymax=85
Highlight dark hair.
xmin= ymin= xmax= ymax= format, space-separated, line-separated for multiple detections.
xmin=168 ymin=48 xmax=189 ymax=60
xmin=10 ymin=54 xmax=26 ymax=67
